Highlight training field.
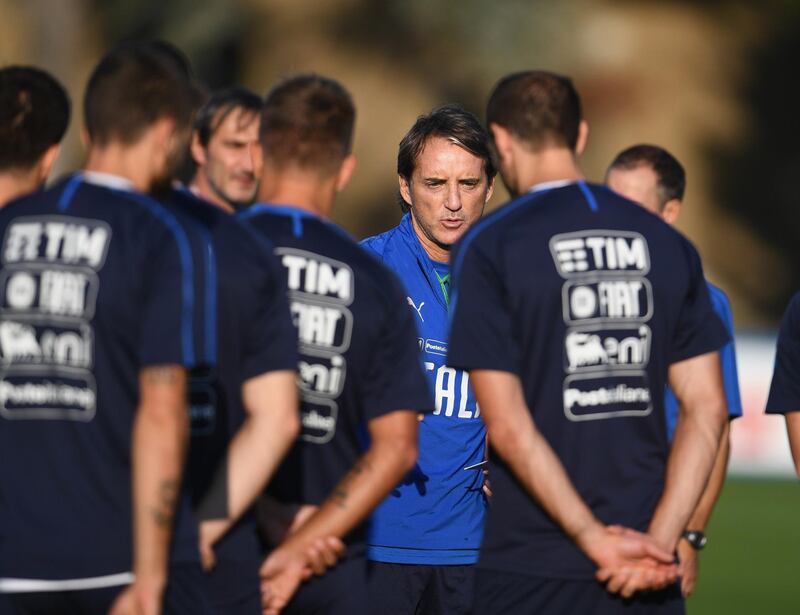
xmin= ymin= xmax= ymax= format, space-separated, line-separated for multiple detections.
xmin=687 ymin=479 xmax=798 ymax=614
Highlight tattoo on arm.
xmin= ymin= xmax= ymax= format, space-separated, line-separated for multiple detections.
xmin=330 ymin=460 xmax=372 ymax=510
xmin=151 ymin=479 xmax=179 ymax=527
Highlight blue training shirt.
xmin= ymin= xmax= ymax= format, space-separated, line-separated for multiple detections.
xmin=447 ymin=181 xmax=729 ymax=579
xmin=0 ymin=173 xmax=203 ymax=586
xmin=664 ymin=281 xmax=742 ymax=439
xmin=362 ymin=214 xmax=486 ymax=565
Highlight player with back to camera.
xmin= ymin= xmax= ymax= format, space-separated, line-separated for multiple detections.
xmin=446 ymin=70 xmax=730 ymax=615
xmin=0 ymin=41 xmax=214 ymax=614
xmin=0 ymin=66 xmax=70 ymax=206
xmin=238 ymin=74 xmax=435 ymax=615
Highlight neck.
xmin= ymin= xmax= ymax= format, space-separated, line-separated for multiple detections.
xmin=257 ymin=164 xmax=337 ymax=219
xmin=410 ymin=215 xmax=450 ymax=264
xmin=513 ymin=147 xmax=583 ymax=196
xmin=84 ymin=142 xmax=155 ymax=193
xmin=189 ymin=173 xmax=235 ymax=213
xmin=0 ymin=169 xmax=42 ymax=207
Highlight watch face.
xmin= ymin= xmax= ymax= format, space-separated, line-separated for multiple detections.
xmin=685 ymin=530 xmax=707 ymax=550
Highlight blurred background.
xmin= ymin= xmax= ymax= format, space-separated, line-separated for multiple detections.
xmin=1 ymin=0 xmax=797 ymax=612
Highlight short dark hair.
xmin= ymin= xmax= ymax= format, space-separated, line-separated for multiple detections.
xmin=0 ymin=66 xmax=70 ymax=172
xmin=84 ymin=41 xmax=201 ymax=146
xmin=194 ymin=86 xmax=262 ymax=147
xmin=396 ymin=104 xmax=496 ymax=213
xmin=608 ymin=144 xmax=686 ymax=208
xmin=261 ymin=74 xmax=355 ymax=174
xmin=486 ymin=70 xmax=582 ymax=151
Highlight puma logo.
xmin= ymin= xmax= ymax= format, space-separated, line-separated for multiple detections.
xmin=407 ymin=297 xmax=425 ymax=322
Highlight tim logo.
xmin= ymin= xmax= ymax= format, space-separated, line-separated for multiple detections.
xmin=550 ymin=231 xmax=650 ymax=277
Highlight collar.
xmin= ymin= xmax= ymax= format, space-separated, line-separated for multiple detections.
xmin=528 ymin=179 xmax=577 ymax=193
xmin=80 ymin=171 xmax=135 ymax=192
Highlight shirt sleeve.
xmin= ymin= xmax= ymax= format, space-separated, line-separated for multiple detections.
xmin=709 ymin=286 xmax=743 ymax=418
xmin=241 ymin=238 xmax=298 ymax=381
xmin=668 ymin=241 xmax=729 ymax=365
xmin=139 ymin=222 xmax=197 ymax=367
xmin=766 ymin=292 xmax=800 ymax=414
xmin=447 ymin=236 xmax=520 ymax=374
xmin=359 ymin=272 xmax=434 ymax=421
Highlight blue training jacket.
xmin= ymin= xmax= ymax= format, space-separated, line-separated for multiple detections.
xmin=664 ymin=281 xmax=743 ymax=438
xmin=362 ymin=214 xmax=487 ymax=565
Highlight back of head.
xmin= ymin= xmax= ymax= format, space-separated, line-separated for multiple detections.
xmin=195 ymin=86 xmax=262 ymax=148
xmin=607 ymin=144 xmax=686 ymax=209
xmin=486 ymin=70 xmax=581 ymax=151
xmin=260 ymin=74 xmax=355 ymax=175
xmin=84 ymin=40 xmax=201 ymax=147
xmin=397 ymin=104 xmax=496 ymax=212
xmin=0 ymin=66 xmax=70 ymax=172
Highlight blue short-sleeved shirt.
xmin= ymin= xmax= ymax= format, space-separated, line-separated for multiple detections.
xmin=162 ymin=188 xmax=298 ymax=565
xmin=447 ymin=181 xmax=729 ymax=579
xmin=362 ymin=214 xmax=486 ymax=565
xmin=766 ymin=291 xmax=800 ymax=414
xmin=0 ymin=173 xmax=204 ymax=584
xmin=664 ymin=281 xmax=742 ymax=438
xmin=239 ymin=204 xmax=435 ymax=553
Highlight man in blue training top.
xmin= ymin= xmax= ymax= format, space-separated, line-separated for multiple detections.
xmin=447 ymin=70 xmax=730 ymax=614
xmin=361 ymin=104 xmax=495 ymax=615
xmin=606 ymin=144 xmax=743 ymax=599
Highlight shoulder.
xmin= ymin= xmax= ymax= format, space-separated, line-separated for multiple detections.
xmin=360 ymin=224 xmax=402 ymax=258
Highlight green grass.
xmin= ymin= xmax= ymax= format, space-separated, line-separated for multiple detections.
xmin=687 ymin=479 xmax=799 ymax=615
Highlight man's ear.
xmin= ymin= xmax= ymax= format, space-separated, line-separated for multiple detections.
xmin=79 ymin=126 xmax=90 ymax=149
xmin=36 ymin=143 xmax=62 ymax=184
xmin=575 ymin=120 xmax=589 ymax=156
xmin=489 ymin=123 xmax=513 ymax=166
xmin=398 ymin=174 xmax=413 ymax=208
xmin=661 ymin=199 xmax=682 ymax=224
xmin=190 ymin=131 xmax=207 ymax=166
xmin=335 ymin=153 xmax=357 ymax=192
xmin=484 ymin=175 xmax=495 ymax=204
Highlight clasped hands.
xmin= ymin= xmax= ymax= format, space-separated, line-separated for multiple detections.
xmin=582 ymin=524 xmax=679 ymax=599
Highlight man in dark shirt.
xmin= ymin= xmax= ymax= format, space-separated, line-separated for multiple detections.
xmin=0 ymin=42 xmax=211 ymax=614
xmin=766 ymin=292 xmax=800 ymax=475
xmin=238 ymin=74 xmax=434 ymax=615
xmin=0 ymin=66 xmax=70 ymax=206
xmin=446 ymin=70 xmax=729 ymax=614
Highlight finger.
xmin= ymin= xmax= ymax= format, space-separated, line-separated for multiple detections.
xmin=325 ymin=536 xmax=346 ymax=558
xmin=620 ymin=569 xmax=645 ymax=599
xmin=304 ymin=545 xmax=325 ymax=575
xmin=595 ymin=567 xmax=613 ymax=583
xmin=606 ymin=568 xmax=632 ymax=594
xmin=641 ymin=538 xmax=675 ymax=564
xmin=313 ymin=538 xmax=338 ymax=568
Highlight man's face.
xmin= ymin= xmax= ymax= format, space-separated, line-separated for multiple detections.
xmin=400 ymin=136 xmax=493 ymax=254
xmin=606 ymin=164 xmax=662 ymax=215
xmin=196 ymin=107 xmax=261 ymax=207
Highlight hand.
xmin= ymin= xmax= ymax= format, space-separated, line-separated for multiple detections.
xmin=677 ymin=538 xmax=698 ymax=597
xmin=260 ymin=544 xmax=308 ymax=615
xmin=199 ymin=519 xmax=228 ymax=571
xmin=583 ymin=525 xmax=678 ymax=598
xmin=482 ymin=469 xmax=492 ymax=499
xmin=108 ymin=578 xmax=164 ymax=615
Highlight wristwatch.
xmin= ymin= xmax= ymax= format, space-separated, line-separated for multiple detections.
xmin=682 ymin=529 xmax=707 ymax=550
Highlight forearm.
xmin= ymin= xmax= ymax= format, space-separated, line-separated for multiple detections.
xmin=785 ymin=412 xmax=800 ymax=477
xmin=649 ymin=405 xmax=725 ymax=551
xmin=685 ymin=422 xmax=730 ymax=531
xmin=471 ymin=371 xmax=600 ymax=555
xmin=132 ymin=377 xmax=189 ymax=585
xmin=279 ymin=436 xmax=415 ymax=550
